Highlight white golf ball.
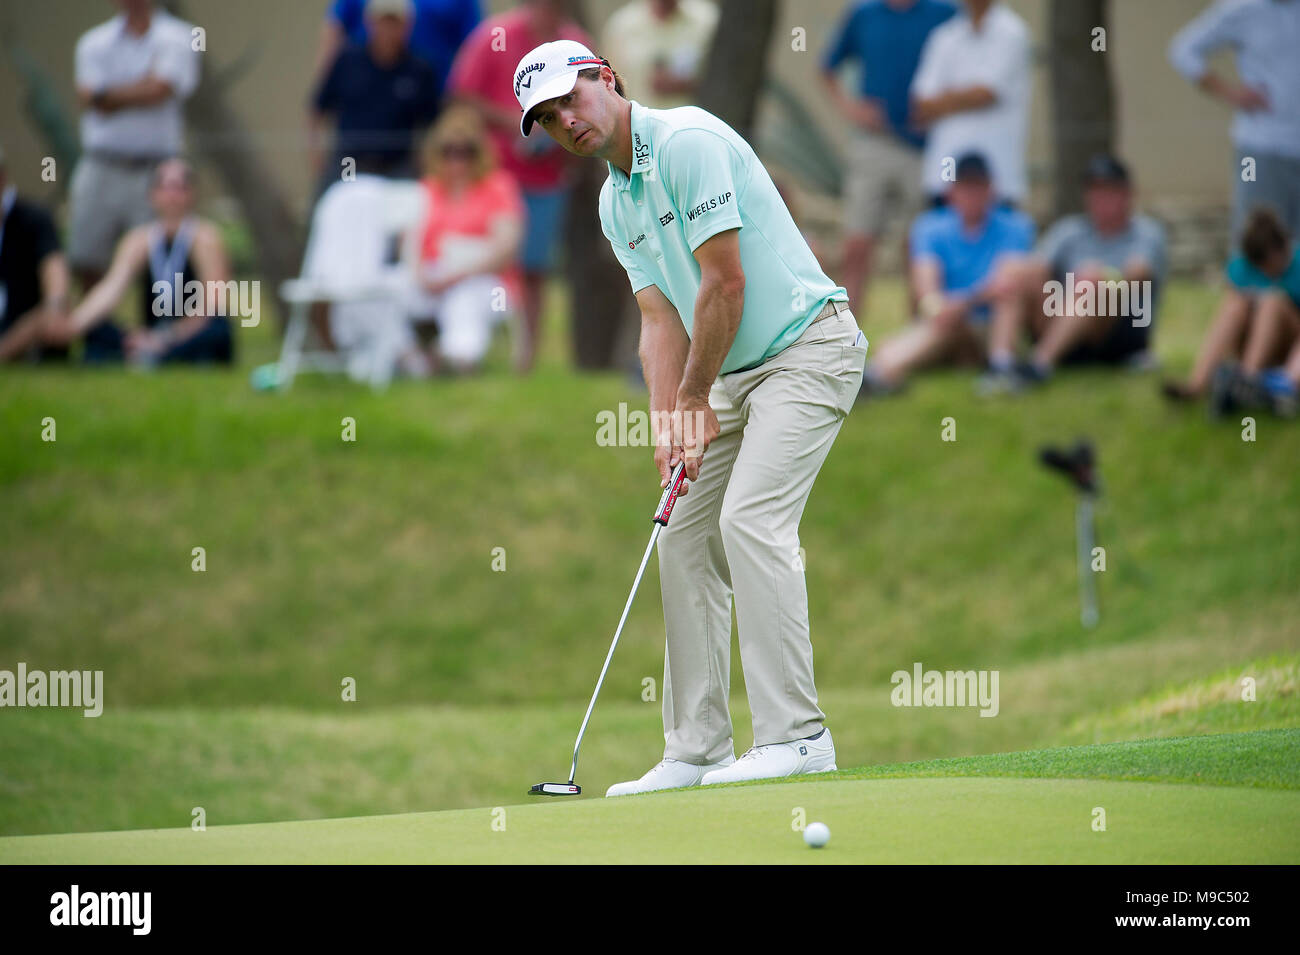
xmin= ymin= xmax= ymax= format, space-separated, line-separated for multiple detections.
xmin=803 ymin=822 xmax=830 ymax=848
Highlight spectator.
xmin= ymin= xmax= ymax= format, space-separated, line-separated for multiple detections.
xmin=69 ymin=0 xmax=200 ymax=293
xmin=600 ymin=0 xmax=718 ymax=111
xmin=447 ymin=0 xmax=594 ymax=373
xmin=1165 ymin=206 xmax=1300 ymax=407
xmin=979 ymin=155 xmax=1168 ymax=393
xmin=1211 ymin=287 xmax=1300 ymax=419
xmin=310 ymin=0 xmax=440 ymax=188
xmin=0 ymin=146 xmax=73 ymax=364
xmin=42 ymin=159 xmax=235 ymax=367
xmin=859 ymin=152 xmax=1033 ymax=395
xmin=1169 ymin=0 xmax=1300 ymax=241
xmin=910 ymin=0 xmax=1031 ymax=207
xmin=404 ymin=107 xmax=525 ymax=374
xmin=312 ymin=0 xmax=481 ymax=102
xmin=821 ymin=0 xmax=955 ymax=315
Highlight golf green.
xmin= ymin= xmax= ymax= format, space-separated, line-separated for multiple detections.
xmin=3 ymin=775 xmax=1295 ymax=864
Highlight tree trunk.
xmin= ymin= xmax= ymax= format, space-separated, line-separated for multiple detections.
xmin=696 ymin=0 xmax=779 ymax=143
xmin=1048 ymin=0 xmax=1114 ymax=218
xmin=564 ymin=160 xmax=633 ymax=369
xmin=564 ymin=0 xmax=638 ymax=370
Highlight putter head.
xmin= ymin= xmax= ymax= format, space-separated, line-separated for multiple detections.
xmin=530 ymin=782 xmax=581 ymax=796
xmin=1038 ymin=440 xmax=1098 ymax=494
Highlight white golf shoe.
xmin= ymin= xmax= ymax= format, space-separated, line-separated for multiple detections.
xmin=605 ymin=755 xmax=736 ymax=797
xmin=700 ymin=728 xmax=837 ymax=785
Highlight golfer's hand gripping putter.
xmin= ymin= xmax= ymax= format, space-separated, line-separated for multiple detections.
xmin=530 ymin=462 xmax=687 ymax=796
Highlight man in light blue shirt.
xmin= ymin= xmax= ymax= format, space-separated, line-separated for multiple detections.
xmin=515 ymin=40 xmax=867 ymax=794
xmin=862 ymin=152 xmax=1033 ymax=393
xmin=1169 ymin=0 xmax=1300 ymax=238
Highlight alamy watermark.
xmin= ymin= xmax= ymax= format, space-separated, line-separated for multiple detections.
xmin=890 ymin=662 xmax=999 ymax=717
xmin=50 ymin=886 xmax=150 ymax=935
xmin=152 ymin=274 xmax=261 ymax=327
xmin=0 ymin=663 xmax=103 ymax=717
xmin=596 ymin=402 xmax=709 ymax=448
xmin=1042 ymin=272 xmax=1152 ymax=327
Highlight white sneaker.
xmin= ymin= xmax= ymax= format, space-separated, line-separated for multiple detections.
xmin=700 ymin=728 xmax=837 ymax=785
xmin=605 ymin=755 xmax=735 ymax=797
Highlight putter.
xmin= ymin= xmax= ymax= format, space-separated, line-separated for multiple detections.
xmin=530 ymin=460 xmax=689 ymax=796
xmin=1038 ymin=440 xmax=1100 ymax=628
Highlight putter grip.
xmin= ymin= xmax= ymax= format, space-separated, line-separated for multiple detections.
xmin=653 ymin=461 xmax=688 ymax=525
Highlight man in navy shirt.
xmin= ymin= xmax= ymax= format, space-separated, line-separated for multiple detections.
xmin=821 ymin=0 xmax=955 ymax=314
xmin=310 ymin=0 xmax=440 ymax=186
xmin=314 ymin=0 xmax=481 ymax=104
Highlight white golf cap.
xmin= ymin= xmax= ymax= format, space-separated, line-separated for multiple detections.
xmin=514 ymin=40 xmax=606 ymax=137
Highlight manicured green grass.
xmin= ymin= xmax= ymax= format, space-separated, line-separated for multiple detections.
xmin=2 ymin=732 xmax=1295 ymax=864
xmin=1 ymin=278 xmax=1297 ymax=837
xmin=824 ymin=728 xmax=1300 ymax=790
xmin=1056 ymin=654 xmax=1299 ymax=745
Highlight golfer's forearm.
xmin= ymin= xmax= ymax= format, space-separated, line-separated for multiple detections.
xmin=640 ymin=322 xmax=690 ymax=435
xmin=678 ymin=280 xmax=742 ymax=402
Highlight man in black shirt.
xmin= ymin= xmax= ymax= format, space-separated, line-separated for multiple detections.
xmin=0 ymin=147 xmax=73 ymax=363
xmin=309 ymin=0 xmax=440 ymax=189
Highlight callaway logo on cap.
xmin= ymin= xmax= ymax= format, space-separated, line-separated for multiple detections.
xmin=514 ymin=40 xmax=605 ymax=137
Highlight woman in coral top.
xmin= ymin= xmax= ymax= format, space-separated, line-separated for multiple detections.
xmin=407 ymin=106 xmax=524 ymax=374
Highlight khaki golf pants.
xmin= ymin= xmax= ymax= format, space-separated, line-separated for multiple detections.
xmin=658 ymin=299 xmax=867 ymax=763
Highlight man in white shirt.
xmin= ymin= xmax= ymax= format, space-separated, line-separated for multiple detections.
xmin=910 ymin=0 xmax=1031 ymax=206
xmin=69 ymin=0 xmax=200 ymax=290
xmin=600 ymin=0 xmax=719 ymax=111
xmin=1169 ymin=0 xmax=1300 ymax=241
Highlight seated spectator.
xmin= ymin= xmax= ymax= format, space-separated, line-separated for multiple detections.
xmin=41 ymin=158 xmax=235 ymax=366
xmin=978 ymin=155 xmax=1168 ymax=393
xmin=0 ymin=145 xmax=73 ymax=364
xmin=1208 ymin=288 xmax=1300 ymax=419
xmin=1163 ymin=206 xmax=1300 ymax=405
xmin=404 ymin=107 xmax=524 ymax=374
xmin=446 ymin=0 xmax=593 ymax=372
xmin=310 ymin=0 xmax=439 ymax=190
xmin=859 ymin=152 xmax=1033 ymax=395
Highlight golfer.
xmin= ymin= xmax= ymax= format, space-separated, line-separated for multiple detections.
xmin=516 ymin=41 xmax=867 ymax=795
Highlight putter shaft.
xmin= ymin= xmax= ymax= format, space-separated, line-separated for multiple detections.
xmin=567 ymin=522 xmax=663 ymax=784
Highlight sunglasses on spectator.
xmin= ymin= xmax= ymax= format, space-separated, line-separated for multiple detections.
xmin=441 ymin=143 xmax=479 ymax=159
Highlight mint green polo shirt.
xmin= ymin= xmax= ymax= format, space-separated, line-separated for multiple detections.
xmin=598 ymin=101 xmax=847 ymax=374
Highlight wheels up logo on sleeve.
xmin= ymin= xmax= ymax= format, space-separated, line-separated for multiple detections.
xmin=685 ymin=192 xmax=732 ymax=222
